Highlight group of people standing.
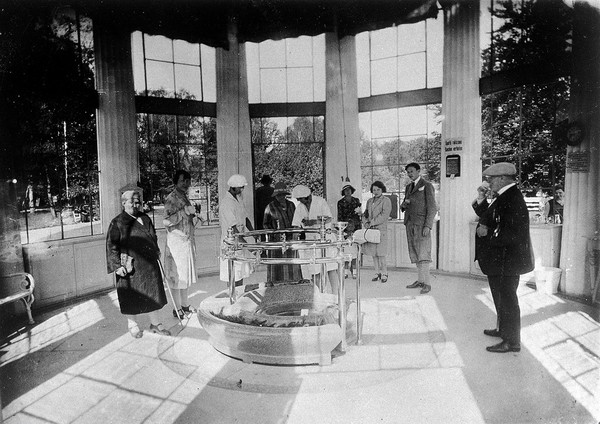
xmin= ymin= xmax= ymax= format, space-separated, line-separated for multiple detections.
xmin=106 ymin=160 xmax=533 ymax=354
xmin=106 ymin=170 xmax=201 ymax=338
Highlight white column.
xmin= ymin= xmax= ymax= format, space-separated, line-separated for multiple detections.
xmin=94 ymin=21 xmax=138 ymax=232
xmin=559 ymin=1 xmax=600 ymax=298
xmin=216 ymin=20 xmax=254 ymax=219
xmin=438 ymin=1 xmax=482 ymax=272
xmin=325 ymin=32 xmax=361 ymax=218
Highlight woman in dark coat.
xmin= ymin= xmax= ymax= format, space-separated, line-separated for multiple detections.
xmin=337 ymin=181 xmax=361 ymax=278
xmin=106 ymin=190 xmax=170 ymax=337
xmin=263 ymin=182 xmax=302 ymax=282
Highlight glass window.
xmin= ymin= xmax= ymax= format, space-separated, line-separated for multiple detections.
xmin=481 ymin=80 xmax=569 ymax=221
xmin=357 ymin=18 xmax=443 ymax=98
xmin=360 ymin=105 xmax=442 ymax=219
xmin=137 ymin=114 xmax=219 ymax=226
xmin=246 ymin=35 xmax=326 ymax=104
xmin=12 ymin=9 xmax=100 ymax=244
xmin=251 ymin=116 xmax=325 ymax=196
xmin=132 ymin=31 xmax=216 ymax=101
xmin=480 ymin=0 xmax=572 ymax=77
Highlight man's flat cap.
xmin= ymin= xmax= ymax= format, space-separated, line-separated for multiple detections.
xmin=482 ymin=162 xmax=517 ymax=176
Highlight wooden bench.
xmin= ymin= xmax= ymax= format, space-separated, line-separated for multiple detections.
xmin=0 ymin=273 xmax=36 ymax=324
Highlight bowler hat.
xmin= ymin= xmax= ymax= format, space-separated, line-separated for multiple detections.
xmin=482 ymin=162 xmax=517 ymax=177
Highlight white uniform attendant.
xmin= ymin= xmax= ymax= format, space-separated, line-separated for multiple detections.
xmin=292 ymin=192 xmax=338 ymax=277
xmin=219 ymin=184 xmax=253 ymax=282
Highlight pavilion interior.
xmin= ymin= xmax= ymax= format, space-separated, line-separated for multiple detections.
xmin=0 ymin=0 xmax=599 ymax=422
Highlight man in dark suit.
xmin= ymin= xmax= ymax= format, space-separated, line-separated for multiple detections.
xmin=473 ymin=162 xmax=534 ymax=353
xmin=401 ymin=162 xmax=437 ymax=294
xmin=254 ymin=174 xmax=274 ymax=230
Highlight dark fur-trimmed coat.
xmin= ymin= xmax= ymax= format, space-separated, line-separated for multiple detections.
xmin=106 ymin=211 xmax=167 ymax=315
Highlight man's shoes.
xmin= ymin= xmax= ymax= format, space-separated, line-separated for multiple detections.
xmin=483 ymin=328 xmax=501 ymax=337
xmin=173 ymin=308 xmax=185 ymax=319
xmin=420 ymin=283 xmax=431 ymax=294
xmin=486 ymin=340 xmax=520 ymax=353
xmin=407 ymin=281 xmax=423 ymax=289
xmin=380 ymin=274 xmax=388 ymax=283
xmin=372 ymin=273 xmax=381 ymax=281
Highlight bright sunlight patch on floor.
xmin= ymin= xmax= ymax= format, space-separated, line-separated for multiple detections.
xmin=0 ymin=299 xmax=105 ymax=366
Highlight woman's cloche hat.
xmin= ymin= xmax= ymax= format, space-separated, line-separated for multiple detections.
xmin=272 ymin=182 xmax=290 ymax=197
xmin=341 ymin=180 xmax=356 ymax=196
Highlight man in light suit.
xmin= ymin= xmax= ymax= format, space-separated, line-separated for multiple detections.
xmin=473 ymin=162 xmax=534 ymax=353
xmin=401 ymin=162 xmax=437 ymax=294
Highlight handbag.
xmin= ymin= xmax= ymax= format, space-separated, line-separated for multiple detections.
xmin=353 ymin=228 xmax=381 ymax=244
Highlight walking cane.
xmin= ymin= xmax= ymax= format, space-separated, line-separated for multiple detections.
xmin=157 ymin=258 xmax=183 ymax=326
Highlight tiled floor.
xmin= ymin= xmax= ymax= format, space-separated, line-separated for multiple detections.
xmin=1 ymin=269 xmax=599 ymax=423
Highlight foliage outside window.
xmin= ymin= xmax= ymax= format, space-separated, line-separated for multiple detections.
xmin=481 ymin=0 xmax=571 ymax=221
xmin=252 ymin=117 xmax=325 ymax=196
xmin=360 ymin=105 xmax=442 ymax=219
xmin=137 ymin=110 xmax=218 ymax=227
xmin=1 ymin=7 xmax=100 ymax=244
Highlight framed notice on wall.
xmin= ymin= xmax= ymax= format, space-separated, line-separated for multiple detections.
xmin=446 ymin=154 xmax=461 ymax=177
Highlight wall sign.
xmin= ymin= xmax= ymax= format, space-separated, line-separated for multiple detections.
xmin=444 ymin=138 xmax=463 ymax=153
xmin=446 ymin=154 xmax=461 ymax=177
xmin=566 ymin=151 xmax=590 ymax=173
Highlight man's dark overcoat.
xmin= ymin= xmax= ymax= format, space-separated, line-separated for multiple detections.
xmin=106 ymin=211 xmax=167 ymax=315
xmin=472 ymin=185 xmax=534 ymax=277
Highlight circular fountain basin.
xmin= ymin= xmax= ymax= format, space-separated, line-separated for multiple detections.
xmin=198 ymin=283 xmax=344 ymax=365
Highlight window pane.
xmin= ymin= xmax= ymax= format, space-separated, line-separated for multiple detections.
xmin=287 ymin=36 xmax=312 ymax=67
xmin=138 ymin=114 xmax=218 ymax=227
xmin=287 ymin=67 xmax=313 ymax=102
xmin=371 ymin=57 xmax=397 ymax=95
xmin=397 ymin=53 xmax=426 ymax=91
xmin=312 ymin=36 xmax=326 ymax=102
xmin=173 ymin=39 xmax=199 ymax=65
xmin=356 ymin=32 xmax=371 ymax=98
xmin=146 ymin=60 xmax=174 ymax=97
xmin=397 ymin=22 xmax=425 ymax=55
xmin=253 ymin=143 xmax=324 ymax=196
xmin=427 ymin=17 xmax=444 ymax=88
xmin=246 ymin=43 xmax=260 ymax=103
xmin=260 ymin=39 xmax=286 ymax=67
xmin=175 ymin=64 xmax=201 ymax=99
xmin=371 ymin=27 xmax=396 ymax=60
xmin=201 ymin=45 xmax=217 ymax=103
xmin=144 ymin=34 xmax=173 ymax=61
xmin=132 ymin=31 xmax=146 ymax=94
xmin=260 ymin=68 xmax=286 ymax=102
xmin=371 ymin=109 xmax=398 ymax=139
xmin=398 ymin=105 xmax=427 ymax=137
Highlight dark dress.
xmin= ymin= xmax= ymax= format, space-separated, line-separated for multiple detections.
xmin=254 ymin=185 xmax=274 ymax=230
xmin=106 ymin=211 xmax=167 ymax=315
xmin=337 ymin=196 xmax=362 ymax=234
xmin=263 ymin=199 xmax=302 ymax=282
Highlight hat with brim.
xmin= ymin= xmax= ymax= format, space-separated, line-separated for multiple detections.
xmin=341 ymin=184 xmax=356 ymax=196
xmin=291 ymin=184 xmax=311 ymax=198
xmin=272 ymin=182 xmax=290 ymax=197
xmin=482 ymin=162 xmax=517 ymax=177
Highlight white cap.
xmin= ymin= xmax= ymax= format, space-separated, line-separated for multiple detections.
xmin=227 ymin=174 xmax=248 ymax=187
xmin=292 ymin=185 xmax=311 ymax=198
